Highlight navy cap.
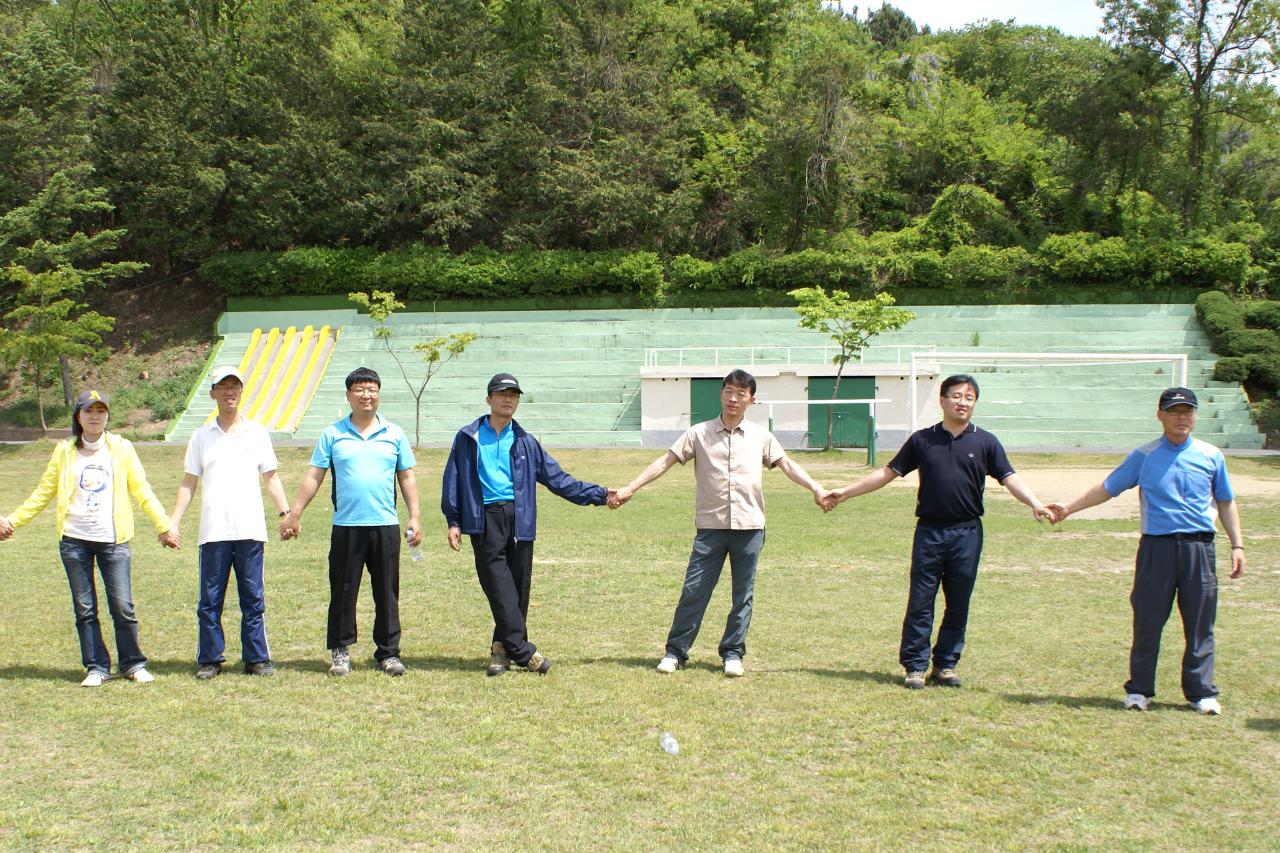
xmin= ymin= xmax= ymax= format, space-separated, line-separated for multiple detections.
xmin=1159 ymin=387 xmax=1198 ymax=410
xmin=74 ymin=389 xmax=110 ymax=412
xmin=487 ymin=373 xmax=523 ymax=395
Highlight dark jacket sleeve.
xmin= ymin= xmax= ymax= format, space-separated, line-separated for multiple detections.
xmin=533 ymin=441 xmax=607 ymax=506
xmin=441 ymin=433 xmax=463 ymax=526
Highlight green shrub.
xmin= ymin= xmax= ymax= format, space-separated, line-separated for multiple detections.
xmin=667 ymin=255 xmax=722 ymax=292
xmin=1213 ymin=357 xmax=1250 ymax=383
xmin=1219 ymin=327 xmax=1280 ymax=356
xmin=943 ymin=245 xmax=1033 ymax=289
xmin=1257 ymin=397 xmax=1280 ymax=432
xmin=1196 ymin=291 xmax=1245 ymax=341
xmin=1036 ymin=232 xmax=1137 ymax=283
xmin=1246 ymin=353 xmax=1280 ymax=390
xmin=1244 ymin=301 xmax=1280 ymax=332
xmin=1146 ymin=238 xmax=1250 ymax=288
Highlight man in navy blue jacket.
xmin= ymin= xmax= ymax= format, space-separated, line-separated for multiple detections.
xmin=441 ymin=373 xmax=611 ymax=676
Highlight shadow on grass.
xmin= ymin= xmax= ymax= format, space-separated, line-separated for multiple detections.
xmin=790 ymin=667 xmax=905 ymax=687
xmin=0 ymin=664 xmax=88 ymax=682
xmin=1002 ymin=692 xmax=1124 ymax=710
xmin=1246 ymin=718 xmax=1280 ymax=733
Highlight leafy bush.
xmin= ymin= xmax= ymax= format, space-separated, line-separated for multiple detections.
xmin=1213 ymin=357 xmax=1250 ymax=383
xmin=1218 ymin=327 xmax=1280 ymax=356
xmin=1244 ymin=301 xmax=1280 ymax=332
xmin=1196 ymin=291 xmax=1245 ymax=341
xmin=1037 ymin=233 xmax=1137 ymax=284
xmin=1247 ymin=353 xmax=1280 ymax=389
xmin=1257 ymin=398 xmax=1280 ymax=432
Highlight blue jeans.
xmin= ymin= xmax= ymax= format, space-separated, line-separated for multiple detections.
xmin=198 ymin=540 xmax=270 ymax=666
xmin=899 ymin=523 xmax=983 ymax=673
xmin=665 ymin=529 xmax=765 ymax=663
xmin=59 ymin=537 xmax=146 ymax=676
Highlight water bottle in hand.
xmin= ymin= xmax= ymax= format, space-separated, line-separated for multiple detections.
xmin=659 ymin=732 xmax=679 ymax=755
xmin=405 ymin=529 xmax=423 ymax=562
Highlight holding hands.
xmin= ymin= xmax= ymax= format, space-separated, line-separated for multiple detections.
xmin=0 ymin=515 xmax=13 ymax=541
xmin=279 ymin=512 xmax=301 ymax=541
xmin=159 ymin=529 xmax=181 ymax=549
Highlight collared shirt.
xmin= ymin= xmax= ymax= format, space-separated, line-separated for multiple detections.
xmin=1104 ymin=435 xmax=1234 ymax=535
xmin=669 ymin=416 xmax=786 ymax=530
xmin=888 ymin=422 xmax=1015 ymax=527
xmin=310 ymin=414 xmax=415 ymax=526
xmin=184 ymin=417 xmax=278 ymax=544
xmin=477 ymin=417 xmax=515 ymax=503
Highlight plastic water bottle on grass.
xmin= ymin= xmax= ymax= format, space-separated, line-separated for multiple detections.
xmin=659 ymin=732 xmax=679 ymax=755
xmin=405 ymin=529 xmax=423 ymax=562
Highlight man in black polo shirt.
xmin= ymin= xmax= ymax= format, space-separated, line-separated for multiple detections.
xmin=827 ymin=374 xmax=1052 ymax=689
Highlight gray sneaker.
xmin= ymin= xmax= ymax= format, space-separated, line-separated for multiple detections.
xmin=329 ymin=647 xmax=351 ymax=677
xmin=378 ymin=656 xmax=406 ymax=677
xmin=904 ymin=670 xmax=927 ymax=690
xmin=195 ymin=663 xmax=222 ymax=680
xmin=487 ymin=641 xmax=511 ymax=677
xmin=244 ymin=661 xmax=275 ymax=677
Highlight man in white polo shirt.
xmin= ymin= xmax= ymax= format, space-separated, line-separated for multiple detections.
xmin=169 ymin=366 xmax=291 ymax=678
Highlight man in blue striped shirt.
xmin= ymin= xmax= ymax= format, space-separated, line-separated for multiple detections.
xmin=1048 ymin=388 xmax=1246 ymax=715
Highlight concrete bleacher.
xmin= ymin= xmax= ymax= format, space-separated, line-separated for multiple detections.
xmin=166 ymin=304 xmax=1263 ymax=450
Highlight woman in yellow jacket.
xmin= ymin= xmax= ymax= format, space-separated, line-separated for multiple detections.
xmin=0 ymin=391 xmax=179 ymax=686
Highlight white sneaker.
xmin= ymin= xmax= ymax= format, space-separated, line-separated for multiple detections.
xmin=81 ymin=671 xmax=107 ymax=687
xmin=1190 ymin=697 xmax=1222 ymax=715
xmin=126 ymin=667 xmax=155 ymax=683
xmin=1122 ymin=693 xmax=1150 ymax=711
xmin=723 ymin=658 xmax=744 ymax=678
xmin=655 ymin=654 xmax=682 ymax=674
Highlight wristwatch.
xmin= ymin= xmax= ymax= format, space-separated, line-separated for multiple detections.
xmin=279 ymin=509 xmax=290 ymax=518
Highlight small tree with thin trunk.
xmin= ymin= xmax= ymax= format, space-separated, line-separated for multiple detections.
xmin=0 ymin=169 xmax=143 ymax=432
xmin=348 ymin=290 xmax=476 ymax=447
xmin=789 ymin=288 xmax=915 ymax=450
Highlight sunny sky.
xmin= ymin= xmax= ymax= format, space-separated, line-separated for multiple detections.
xmin=839 ymin=0 xmax=1108 ymax=39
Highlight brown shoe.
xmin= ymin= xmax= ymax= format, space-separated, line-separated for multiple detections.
xmin=525 ymin=652 xmax=551 ymax=674
xmin=929 ymin=667 xmax=961 ymax=688
xmin=904 ymin=670 xmax=927 ymax=690
xmin=487 ymin=641 xmax=511 ymax=677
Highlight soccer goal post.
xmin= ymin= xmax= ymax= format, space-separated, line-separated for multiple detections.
xmin=907 ymin=351 xmax=1190 ymax=434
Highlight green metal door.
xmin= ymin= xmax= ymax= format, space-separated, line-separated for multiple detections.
xmin=807 ymin=376 xmax=875 ymax=448
xmin=690 ymin=378 xmax=723 ymax=425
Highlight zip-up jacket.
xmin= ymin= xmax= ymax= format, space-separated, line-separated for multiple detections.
xmin=441 ymin=416 xmax=606 ymax=541
xmin=7 ymin=433 xmax=172 ymax=544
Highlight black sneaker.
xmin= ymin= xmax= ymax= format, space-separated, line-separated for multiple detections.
xmin=195 ymin=663 xmax=221 ymax=680
xmin=244 ymin=661 xmax=275 ymax=677
xmin=378 ymin=656 xmax=406 ymax=677
xmin=929 ymin=667 xmax=961 ymax=688
xmin=524 ymin=652 xmax=551 ymax=674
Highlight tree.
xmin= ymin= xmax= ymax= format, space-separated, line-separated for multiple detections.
xmin=348 ymin=290 xmax=476 ymax=447
xmin=789 ymin=288 xmax=914 ymax=449
xmin=0 ymin=169 xmax=141 ymax=432
xmin=1102 ymin=0 xmax=1280 ymax=227
xmin=866 ymin=4 xmax=918 ymax=50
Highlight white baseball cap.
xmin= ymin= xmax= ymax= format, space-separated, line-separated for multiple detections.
xmin=209 ymin=366 xmax=245 ymax=389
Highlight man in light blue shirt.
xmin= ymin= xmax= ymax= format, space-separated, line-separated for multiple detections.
xmin=1048 ymin=388 xmax=1246 ymax=714
xmin=282 ymin=367 xmax=421 ymax=677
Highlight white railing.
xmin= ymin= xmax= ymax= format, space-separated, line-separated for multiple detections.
xmin=644 ymin=344 xmax=935 ymax=368
xmin=907 ymin=351 xmax=1191 ymax=433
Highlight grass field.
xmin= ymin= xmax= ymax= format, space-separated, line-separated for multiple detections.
xmin=1 ymin=443 xmax=1277 ymax=850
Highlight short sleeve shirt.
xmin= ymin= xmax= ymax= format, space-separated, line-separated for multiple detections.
xmin=310 ymin=415 xmax=415 ymax=526
xmin=1103 ymin=436 xmax=1234 ymax=534
xmin=184 ymin=418 xmax=278 ymax=544
xmin=669 ymin=416 xmax=786 ymax=530
xmin=888 ymin=422 xmax=1015 ymax=527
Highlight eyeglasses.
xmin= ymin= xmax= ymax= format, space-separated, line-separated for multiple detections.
xmin=944 ymin=393 xmax=976 ymax=403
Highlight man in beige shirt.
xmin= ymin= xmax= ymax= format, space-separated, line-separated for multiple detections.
xmin=612 ymin=369 xmax=829 ymax=677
